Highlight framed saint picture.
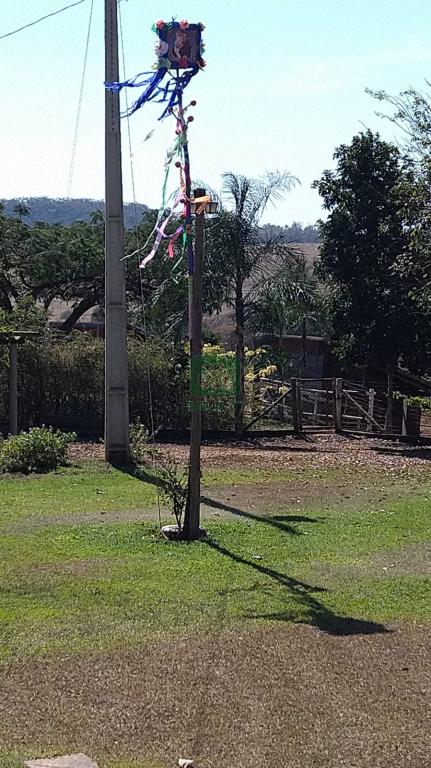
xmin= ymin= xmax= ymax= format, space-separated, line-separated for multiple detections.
xmin=155 ymin=21 xmax=204 ymax=70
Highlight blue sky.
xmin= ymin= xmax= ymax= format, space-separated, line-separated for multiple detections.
xmin=2 ymin=0 xmax=431 ymax=224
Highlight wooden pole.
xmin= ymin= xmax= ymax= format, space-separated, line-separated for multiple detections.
xmin=183 ymin=188 xmax=206 ymax=540
xmin=402 ymin=398 xmax=408 ymax=436
xmin=234 ymin=272 xmax=245 ymax=437
xmin=9 ymin=342 xmax=18 ymax=435
xmin=367 ymin=388 xmax=375 ymax=432
xmin=291 ymin=378 xmax=300 ymax=434
xmin=296 ymin=378 xmax=303 ymax=433
xmin=313 ymin=391 xmax=319 ymax=424
xmin=384 ymin=366 xmax=394 ymax=433
xmin=333 ymin=377 xmax=343 ymax=433
xmin=104 ymin=0 xmax=129 ymax=463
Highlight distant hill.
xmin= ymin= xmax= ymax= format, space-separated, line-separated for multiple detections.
xmin=1 ymin=197 xmax=149 ymax=229
xmin=2 ymin=199 xmax=319 ymax=243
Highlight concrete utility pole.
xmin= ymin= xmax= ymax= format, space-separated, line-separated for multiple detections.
xmin=183 ymin=189 xmax=206 ymax=540
xmin=104 ymin=0 xmax=129 ymax=462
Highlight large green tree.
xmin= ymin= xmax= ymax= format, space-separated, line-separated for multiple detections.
xmin=0 ymin=204 xmax=171 ymax=333
xmin=0 ymin=204 xmax=106 ymax=328
xmin=313 ymin=130 xmax=431 ymax=429
xmin=368 ymin=85 xmax=431 ymax=314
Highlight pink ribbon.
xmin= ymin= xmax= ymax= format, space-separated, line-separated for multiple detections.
xmin=140 ymin=191 xmax=183 ymax=268
xmin=168 ymin=224 xmax=184 ymax=259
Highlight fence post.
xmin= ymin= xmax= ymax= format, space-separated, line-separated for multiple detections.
xmin=313 ymin=391 xmax=319 ymax=425
xmin=9 ymin=342 xmax=18 ymax=435
xmin=291 ymin=378 xmax=300 ymax=434
xmin=333 ymin=377 xmax=343 ymax=433
xmin=277 ymin=388 xmax=284 ymax=422
xmin=367 ymin=388 xmax=375 ymax=432
xmin=297 ymin=379 xmax=303 ymax=433
xmin=402 ymin=398 xmax=408 ymax=436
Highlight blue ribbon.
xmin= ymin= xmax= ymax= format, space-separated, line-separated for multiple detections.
xmin=105 ymin=66 xmax=200 ymax=120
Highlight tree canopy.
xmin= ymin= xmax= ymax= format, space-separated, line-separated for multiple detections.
xmin=367 ymin=85 xmax=431 ymax=316
xmin=313 ymin=130 xmax=431 ymax=379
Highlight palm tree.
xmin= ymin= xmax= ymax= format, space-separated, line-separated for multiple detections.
xmin=247 ymin=252 xmax=325 ymax=379
xmin=205 ymin=171 xmax=297 ymax=434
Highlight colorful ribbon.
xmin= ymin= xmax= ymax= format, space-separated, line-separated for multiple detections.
xmin=168 ymin=224 xmax=184 ymax=259
xmin=139 ymin=191 xmax=184 ymax=268
xmin=105 ymin=66 xmax=200 ymax=121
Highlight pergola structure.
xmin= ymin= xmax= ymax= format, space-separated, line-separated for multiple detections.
xmin=0 ymin=331 xmax=41 ymax=435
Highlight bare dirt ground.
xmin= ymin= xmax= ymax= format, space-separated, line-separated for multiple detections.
xmin=1 ymin=624 xmax=430 ymax=768
xmin=69 ymin=432 xmax=431 ymax=474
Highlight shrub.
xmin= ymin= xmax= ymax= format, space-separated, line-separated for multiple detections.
xmin=129 ymin=420 xmax=151 ymax=465
xmin=0 ymin=427 xmax=76 ymax=474
xmin=0 ymin=334 xmax=281 ymax=435
xmin=156 ymin=453 xmax=188 ymax=531
xmin=0 ymin=333 xmax=189 ymax=434
xmin=129 ymin=423 xmax=188 ymax=531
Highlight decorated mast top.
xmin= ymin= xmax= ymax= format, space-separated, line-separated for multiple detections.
xmin=105 ymin=19 xmax=205 ymax=119
xmin=105 ymin=19 xmax=207 ymax=274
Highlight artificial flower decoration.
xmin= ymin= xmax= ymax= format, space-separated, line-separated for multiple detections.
xmin=154 ymin=39 xmax=169 ymax=57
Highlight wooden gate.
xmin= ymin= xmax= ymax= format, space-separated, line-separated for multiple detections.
xmin=245 ymin=376 xmax=422 ymax=437
xmin=333 ymin=379 xmax=420 ymax=436
xmin=245 ymin=377 xmax=334 ymax=432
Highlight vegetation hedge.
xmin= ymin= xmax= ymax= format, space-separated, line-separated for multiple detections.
xmin=0 ymin=333 xmax=189 ymax=434
xmin=0 ymin=334 xmax=278 ymax=434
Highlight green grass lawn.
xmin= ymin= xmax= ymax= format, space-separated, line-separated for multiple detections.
xmin=0 ymin=460 xmax=305 ymax=529
xmin=0 ymin=461 xmax=158 ymax=528
xmin=1 ymin=460 xmax=430 ymax=662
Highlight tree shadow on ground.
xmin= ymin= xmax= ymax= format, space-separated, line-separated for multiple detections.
xmin=245 ymin=441 xmax=320 ymax=454
xmin=370 ymin=446 xmax=431 ymax=461
xmin=201 ymin=495 xmax=324 ymax=535
xmin=205 ymin=539 xmax=389 ymax=637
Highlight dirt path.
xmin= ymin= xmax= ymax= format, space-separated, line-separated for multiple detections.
xmin=8 ymin=470 xmax=428 ymax=533
xmin=1 ymin=623 xmax=429 ymax=768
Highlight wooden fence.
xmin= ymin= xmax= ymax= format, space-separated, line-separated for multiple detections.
xmin=245 ymin=377 xmax=423 ymax=438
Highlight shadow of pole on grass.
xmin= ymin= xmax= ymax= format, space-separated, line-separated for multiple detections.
xmin=204 ymin=539 xmax=390 ymax=637
xmin=201 ymin=495 xmax=324 ymax=535
xmin=115 ymin=463 xmax=165 ymax=488
xmin=118 ymin=465 xmax=389 ymax=636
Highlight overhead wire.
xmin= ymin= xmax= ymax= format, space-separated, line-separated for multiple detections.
xmin=118 ymin=0 xmax=162 ymax=529
xmin=0 ymin=0 xmax=86 ymax=41
xmin=67 ymin=0 xmax=94 ymax=198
